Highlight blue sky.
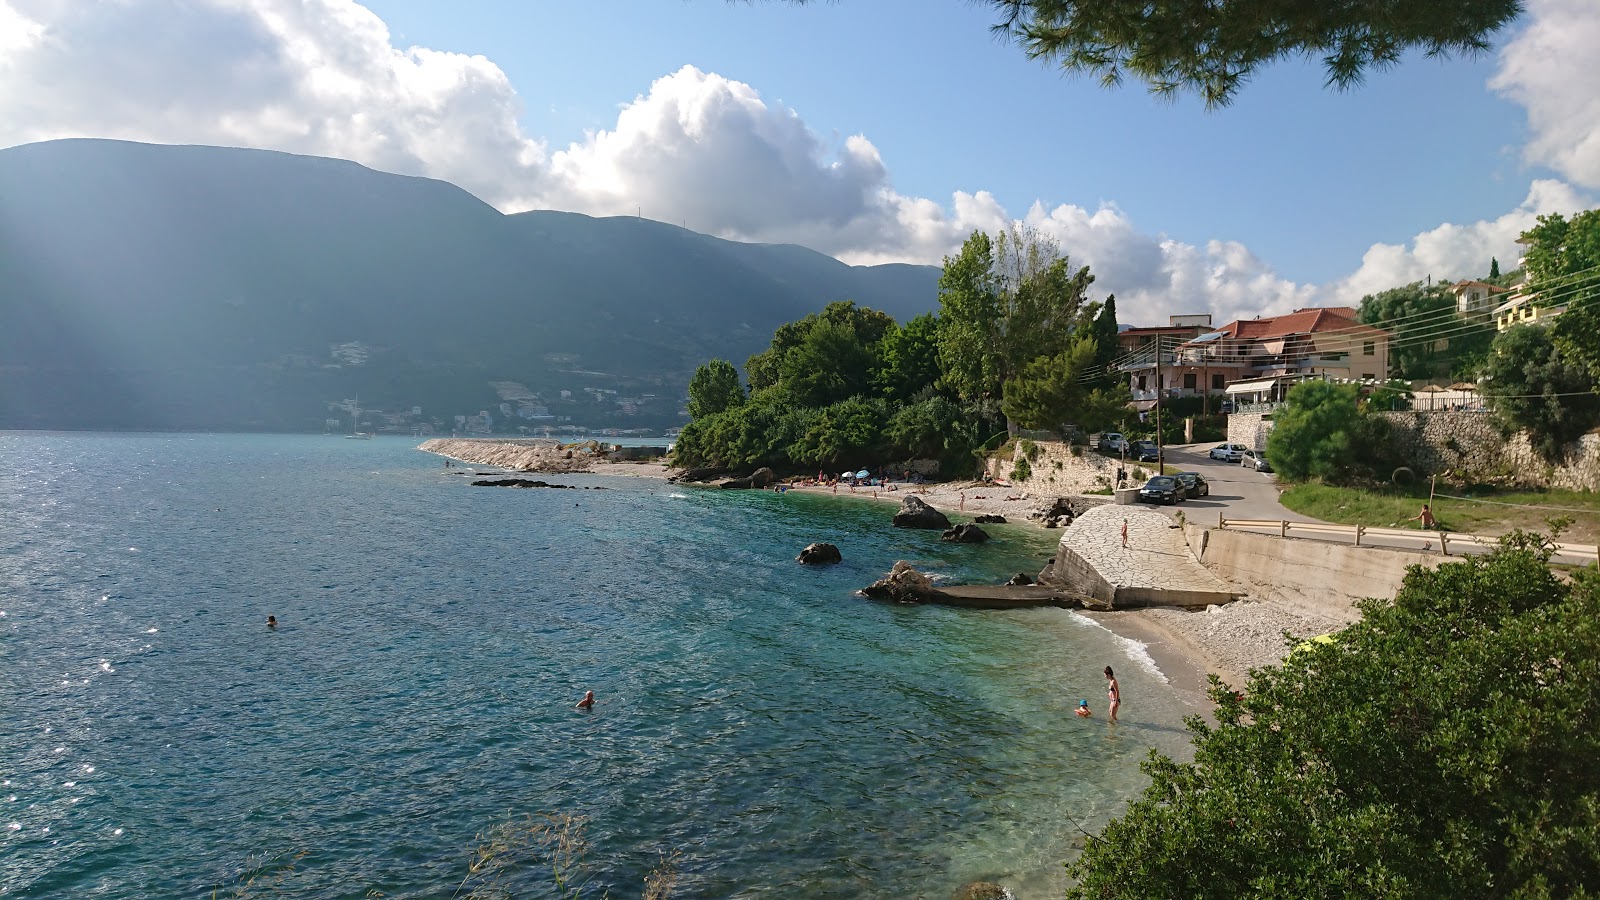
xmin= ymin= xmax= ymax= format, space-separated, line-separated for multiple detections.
xmin=360 ymin=0 xmax=1535 ymax=283
xmin=2 ymin=0 xmax=1596 ymax=324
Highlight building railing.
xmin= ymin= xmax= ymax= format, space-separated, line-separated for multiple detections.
xmin=1230 ymin=401 xmax=1283 ymax=414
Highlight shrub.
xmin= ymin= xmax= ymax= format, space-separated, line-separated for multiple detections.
xmin=1011 ymin=456 xmax=1032 ymax=482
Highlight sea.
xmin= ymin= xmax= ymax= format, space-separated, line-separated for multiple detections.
xmin=1 ymin=432 xmax=1200 ymax=899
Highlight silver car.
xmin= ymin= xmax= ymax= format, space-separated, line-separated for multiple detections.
xmin=1208 ymin=443 xmax=1247 ymax=462
xmin=1240 ymin=448 xmax=1273 ymax=472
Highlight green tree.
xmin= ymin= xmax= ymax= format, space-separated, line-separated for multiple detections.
xmin=1482 ymin=324 xmax=1600 ymax=461
xmin=873 ymin=313 xmax=945 ymax=402
xmin=745 ymin=300 xmax=895 ymax=395
xmin=936 ymin=226 xmax=1095 ymax=415
xmin=999 ymin=333 xmax=1128 ymax=433
xmin=1069 ymin=542 xmax=1600 ymax=899
xmin=1358 ymin=280 xmax=1494 ymax=380
xmin=685 ymin=359 xmax=745 ymax=421
xmin=1521 ymin=209 xmax=1600 ymax=378
xmin=885 ymin=397 xmax=982 ymax=476
xmin=989 ymin=0 xmax=1523 ymax=109
xmin=776 ymin=319 xmax=878 ymax=408
xmin=1490 ymin=256 xmax=1500 ymax=279
xmin=1088 ymin=293 xmax=1121 ymax=390
xmin=786 ymin=396 xmax=890 ymax=470
xmin=1265 ymin=381 xmax=1362 ymax=482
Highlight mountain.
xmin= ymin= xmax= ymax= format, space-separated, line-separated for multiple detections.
xmin=0 ymin=139 xmax=939 ymax=431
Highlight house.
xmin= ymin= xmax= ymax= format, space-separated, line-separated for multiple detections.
xmin=1450 ymin=280 xmax=1507 ymax=316
xmin=1492 ymin=234 xmax=1570 ymax=331
xmin=1158 ymin=307 xmax=1393 ymax=408
xmin=1116 ymin=314 xmax=1215 ymax=407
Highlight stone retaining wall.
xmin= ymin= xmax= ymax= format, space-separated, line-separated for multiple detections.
xmin=1376 ymin=410 xmax=1600 ymax=491
xmin=986 ymin=439 xmax=1120 ymax=495
xmin=1226 ymin=411 xmax=1274 ymax=449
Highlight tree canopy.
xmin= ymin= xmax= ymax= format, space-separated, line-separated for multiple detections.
xmin=1265 ymin=381 xmax=1397 ymax=483
xmin=1069 ymin=540 xmax=1600 ymax=898
xmin=1358 ymin=280 xmax=1494 ymax=380
xmin=1482 ymin=324 xmax=1600 ymax=461
xmin=988 ymin=0 xmax=1524 ymax=109
xmin=686 ymin=359 xmax=745 ymax=421
xmin=1523 ymin=209 xmax=1600 ymax=379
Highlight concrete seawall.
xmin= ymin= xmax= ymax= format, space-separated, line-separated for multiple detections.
xmin=1040 ymin=507 xmax=1242 ymax=608
xmin=1183 ymin=522 xmax=1441 ymax=614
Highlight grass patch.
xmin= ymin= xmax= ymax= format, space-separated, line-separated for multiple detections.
xmin=1279 ymin=482 xmax=1600 ymax=543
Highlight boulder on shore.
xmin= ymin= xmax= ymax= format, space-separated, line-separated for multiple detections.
xmin=973 ymin=514 xmax=1006 ymax=524
xmin=941 ymin=523 xmax=990 ymax=543
xmin=797 ymin=542 xmax=842 ymax=565
xmin=749 ymin=467 xmax=777 ymax=488
xmin=1006 ymin=572 xmax=1034 ymax=586
xmin=1032 ymin=497 xmax=1075 ymax=527
xmin=670 ymin=466 xmax=726 ymax=484
xmin=861 ymin=561 xmax=940 ymax=604
xmin=892 ymin=495 xmax=951 ymax=529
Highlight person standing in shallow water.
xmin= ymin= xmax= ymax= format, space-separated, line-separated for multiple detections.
xmin=1105 ymin=666 xmax=1120 ymax=723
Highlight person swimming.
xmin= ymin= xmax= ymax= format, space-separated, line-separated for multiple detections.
xmin=266 ymin=615 xmax=277 ymax=628
xmin=1075 ymin=699 xmax=1091 ymax=717
xmin=575 ymin=690 xmax=595 ymax=710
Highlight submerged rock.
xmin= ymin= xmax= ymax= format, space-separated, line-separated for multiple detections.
xmin=797 ymin=542 xmax=842 ymax=565
xmin=973 ymin=514 xmax=1006 ymax=524
xmin=941 ymin=523 xmax=990 ymax=543
xmin=952 ymin=882 xmax=1013 ymax=900
xmin=892 ymin=495 xmax=951 ymax=529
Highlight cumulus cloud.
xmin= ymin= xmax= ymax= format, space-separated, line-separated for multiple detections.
xmin=1492 ymin=0 xmax=1600 ymax=190
xmin=0 ymin=0 xmax=1596 ymax=328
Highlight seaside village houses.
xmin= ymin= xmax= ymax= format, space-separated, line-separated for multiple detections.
xmin=1117 ymin=307 xmax=1394 ymax=416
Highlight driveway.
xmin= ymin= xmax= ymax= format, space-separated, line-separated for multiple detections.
xmin=1146 ymin=442 xmax=1316 ymax=525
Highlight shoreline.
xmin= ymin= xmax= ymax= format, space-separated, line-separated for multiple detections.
xmin=420 ymin=440 xmax=1346 ymax=693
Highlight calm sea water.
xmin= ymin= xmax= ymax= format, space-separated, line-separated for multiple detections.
xmin=1 ymin=433 xmax=1198 ymax=899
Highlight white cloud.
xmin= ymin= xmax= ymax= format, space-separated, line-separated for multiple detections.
xmin=1492 ymin=0 xmax=1600 ymax=190
xmin=0 ymin=0 xmax=1596 ymax=330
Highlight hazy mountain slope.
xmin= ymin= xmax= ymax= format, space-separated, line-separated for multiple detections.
xmin=0 ymin=139 xmax=938 ymax=429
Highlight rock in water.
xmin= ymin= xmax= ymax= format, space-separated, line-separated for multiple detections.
xmin=797 ymin=542 xmax=842 ymax=565
xmin=941 ymin=523 xmax=990 ymax=543
xmin=952 ymin=882 xmax=1013 ymax=900
xmin=861 ymin=561 xmax=938 ymax=604
xmin=892 ymin=495 xmax=951 ymax=529
xmin=749 ymin=467 xmax=777 ymax=488
xmin=973 ymin=514 xmax=1006 ymax=524
xmin=1006 ymin=572 xmax=1034 ymax=586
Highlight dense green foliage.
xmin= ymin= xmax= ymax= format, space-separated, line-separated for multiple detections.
xmin=1069 ymin=542 xmax=1600 ymax=898
xmin=1358 ymin=280 xmax=1494 ymax=380
xmin=1523 ymin=209 xmax=1600 ymax=379
xmin=989 ymin=0 xmax=1523 ymax=109
xmin=675 ymin=228 xmax=1126 ymax=476
xmin=1266 ymin=382 xmax=1398 ymax=483
xmin=935 ymin=226 xmax=1096 ymax=417
xmin=1482 ymin=325 xmax=1600 ymax=461
xmin=686 ymin=359 xmax=745 ymax=421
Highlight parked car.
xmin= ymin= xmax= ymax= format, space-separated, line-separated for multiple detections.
xmin=1132 ymin=440 xmax=1160 ymax=462
xmin=1138 ymin=475 xmax=1184 ymax=505
xmin=1241 ymin=448 xmax=1273 ymax=472
xmin=1173 ymin=471 xmax=1210 ymax=498
xmin=1208 ymin=443 xmax=1247 ymax=462
xmin=1099 ymin=432 xmax=1128 ymax=454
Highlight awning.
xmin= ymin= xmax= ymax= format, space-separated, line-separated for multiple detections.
xmin=1224 ymin=377 xmax=1283 ymax=395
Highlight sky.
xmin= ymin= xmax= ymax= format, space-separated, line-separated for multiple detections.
xmin=2 ymin=0 xmax=1598 ymax=326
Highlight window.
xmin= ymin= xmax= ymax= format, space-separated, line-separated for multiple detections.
xmin=1363 ymin=340 xmax=1376 ymax=356
xmin=1212 ymin=373 xmax=1225 ymax=390
xmin=1136 ymin=375 xmax=1147 ymax=391
xmin=1362 ymin=373 xmax=1375 ymax=381
xmin=1183 ymin=373 xmax=1197 ymax=390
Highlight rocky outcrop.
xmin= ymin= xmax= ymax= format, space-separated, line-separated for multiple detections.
xmin=670 ymin=466 xmax=727 ymax=483
xmin=797 ymin=542 xmax=842 ymax=565
xmin=860 ymin=561 xmax=941 ymax=604
xmin=749 ymin=467 xmax=777 ymax=488
xmin=421 ymin=438 xmax=598 ymax=473
xmin=892 ymin=495 xmax=951 ymax=529
xmin=471 ymin=478 xmax=597 ymax=489
xmin=941 ymin=523 xmax=990 ymax=543
xmin=1031 ymin=497 xmax=1076 ymax=528
xmin=1006 ymin=572 xmax=1034 ymax=586
xmin=951 ymin=883 xmax=1012 ymax=900
xmin=973 ymin=514 xmax=1006 ymax=524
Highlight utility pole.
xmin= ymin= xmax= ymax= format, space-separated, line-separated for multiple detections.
xmin=1154 ymin=334 xmax=1165 ymax=471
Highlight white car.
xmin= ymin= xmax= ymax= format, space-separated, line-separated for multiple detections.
xmin=1208 ymin=443 xmax=1247 ymax=462
xmin=1100 ymin=432 xmax=1128 ymax=453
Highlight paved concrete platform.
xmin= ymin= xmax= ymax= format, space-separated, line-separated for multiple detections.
xmin=1040 ymin=505 xmax=1243 ymax=608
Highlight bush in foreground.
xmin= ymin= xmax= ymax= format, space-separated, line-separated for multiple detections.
xmin=1068 ymin=540 xmax=1600 ymax=899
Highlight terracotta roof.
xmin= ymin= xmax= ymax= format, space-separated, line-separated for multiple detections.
xmin=1295 ymin=306 xmax=1358 ymax=318
xmin=1205 ymin=307 xmax=1392 ymax=342
xmin=1449 ymin=280 xmax=1508 ymax=293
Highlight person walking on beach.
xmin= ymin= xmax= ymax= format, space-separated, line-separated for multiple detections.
xmin=959 ymin=492 xmax=966 ymax=511
xmin=575 ymin=690 xmax=595 ymax=711
xmin=1121 ymin=518 xmax=1129 ymax=549
xmin=1105 ymin=666 xmax=1120 ymax=723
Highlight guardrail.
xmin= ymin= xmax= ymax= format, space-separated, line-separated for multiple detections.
xmin=1214 ymin=515 xmax=1600 ymax=563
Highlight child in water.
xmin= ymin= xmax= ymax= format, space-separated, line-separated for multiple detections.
xmin=1075 ymin=700 xmax=1091 ymax=717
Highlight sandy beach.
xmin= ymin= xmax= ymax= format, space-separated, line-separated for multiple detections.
xmin=420 ymin=439 xmax=1356 ymax=692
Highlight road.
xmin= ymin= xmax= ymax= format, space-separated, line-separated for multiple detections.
xmin=1123 ymin=443 xmax=1593 ymax=565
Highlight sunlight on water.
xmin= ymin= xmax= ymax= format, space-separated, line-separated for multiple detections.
xmin=0 ymin=433 xmax=1201 ymax=899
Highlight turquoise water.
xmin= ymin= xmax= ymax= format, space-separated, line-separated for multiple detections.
xmin=1 ymin=433 xmax=1197 ymax=899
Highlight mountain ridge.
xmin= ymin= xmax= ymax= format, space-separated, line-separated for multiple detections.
xmin=0 ymin=139 xmax=939 ymax=430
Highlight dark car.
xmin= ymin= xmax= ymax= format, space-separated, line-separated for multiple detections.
xmin=1241 ymin=448 xmax=1273 ymax=472
xmin=1174 ymin=471 xmax=1209 ymax=499
xmin=1131 ymin=440 xmax=1160 ymax=462
xmin=1138 ymin=475 xmax=1184 ymax=505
